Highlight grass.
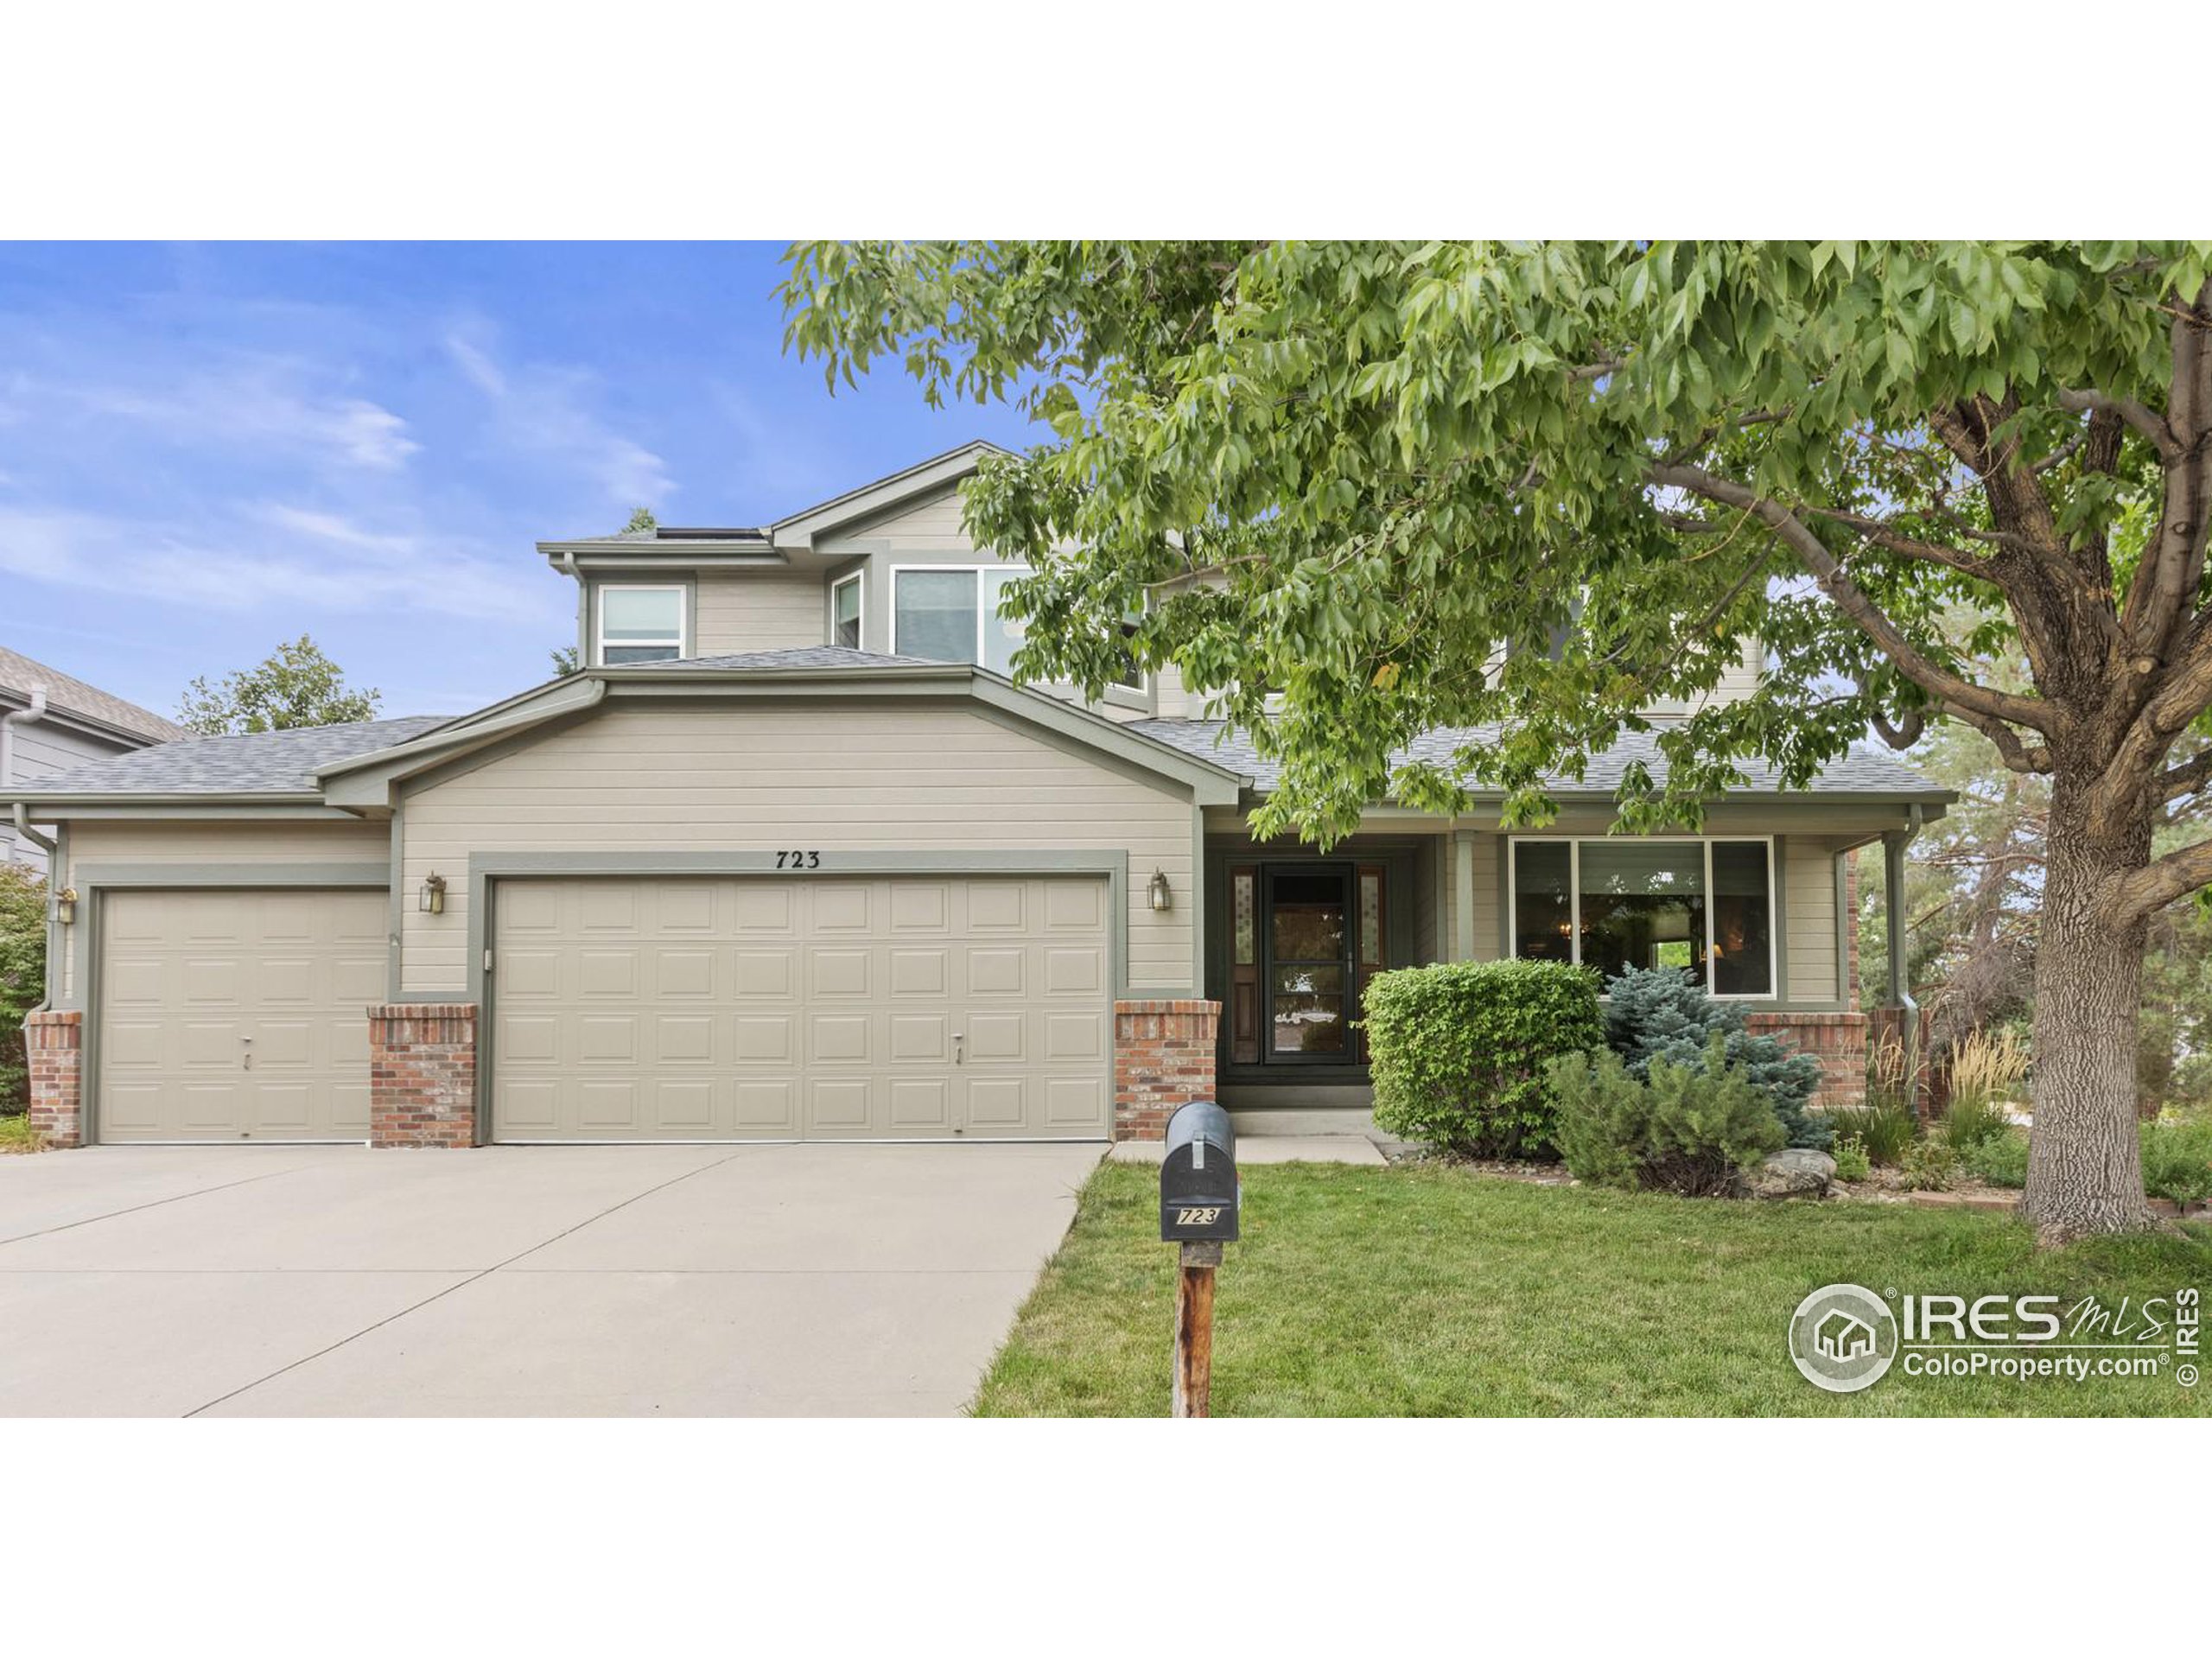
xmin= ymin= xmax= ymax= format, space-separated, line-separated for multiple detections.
xmin=0 ymin=1113 xmax=43 ymax=1154
xmin=971 ymin=1162 xmax=2212 ymax=1416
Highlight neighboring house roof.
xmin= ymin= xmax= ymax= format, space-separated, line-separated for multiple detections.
xmin=18 ymin=717 xmax=448 ymax=797
xmin=1130 ymin=719 xmax=1950 ymax=801
xmin=0 ymin=645 xmax=184 ymax=745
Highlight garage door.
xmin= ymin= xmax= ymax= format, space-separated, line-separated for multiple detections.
xmin=96 ymin=888 xmax=385 ymax=1143
xmin=490 ymin=875 xmax=1112 ymax=1141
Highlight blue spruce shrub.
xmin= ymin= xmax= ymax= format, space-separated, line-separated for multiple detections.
xmin=1601 ymin=965 xmax=1830 ymax=1150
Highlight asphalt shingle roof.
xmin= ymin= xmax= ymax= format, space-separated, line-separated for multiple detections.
xmin=0 ymin=645 xmax=183 ymax=744
xmin=14 ymin=716 xmax=450 ymax=797
xmin=1128 ymin=720 xmax=1946 ymax=798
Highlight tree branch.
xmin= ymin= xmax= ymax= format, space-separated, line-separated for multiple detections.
xmin=2107 ymin=834 xmax=2212 ymax=925
xmin=1649 ymin=461 xmax=2060 ymax=736
xmin=2056 ymin=386 xmax=2181 ymax=462
xmin=2154 ymin=747 xmax=2212 ymax=804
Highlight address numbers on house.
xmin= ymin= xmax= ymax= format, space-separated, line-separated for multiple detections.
xmin=774 ymin=850 xmax=823 ymax=869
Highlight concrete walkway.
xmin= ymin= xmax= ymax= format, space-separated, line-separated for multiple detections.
xmin=0 ymin=1142 xmax=1101 ymax=1417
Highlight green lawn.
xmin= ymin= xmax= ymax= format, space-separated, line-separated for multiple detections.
xmin=971 ymin=1161 xmax=2212 ymax=1416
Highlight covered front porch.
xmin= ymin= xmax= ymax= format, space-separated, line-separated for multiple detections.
xmin=1199 ymin=797 xmax=1939 ymax=1126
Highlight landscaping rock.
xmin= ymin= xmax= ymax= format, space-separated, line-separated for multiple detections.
xmin=1741 ymin=1148 xmax=1835 ymax=1199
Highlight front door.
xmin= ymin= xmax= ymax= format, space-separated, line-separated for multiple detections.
xmin=1262 ymin=866 xmax=1355 ymax=1061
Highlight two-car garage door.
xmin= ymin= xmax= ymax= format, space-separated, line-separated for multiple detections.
xmin=490 ymin=874 xmax=1113 ymax=1141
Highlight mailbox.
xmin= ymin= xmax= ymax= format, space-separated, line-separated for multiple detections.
xmin=1160 ymin=1100 xmax=1239 ymax=1243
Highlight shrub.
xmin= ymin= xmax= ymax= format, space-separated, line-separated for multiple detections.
xmin=1549 ymin=1034 xmax=1786 ymax=1196
xmin=1832 ymin=1134 xmax=1872 ymax=1183
xmin=1828 ymin=1098 xmax=1917 ymax=1167
xmin=1899 ymin=1140 xmax=1957 ymax=1192
xmin=1940 ymin=1092 xmax=2013 ymax=1153
xmin=2139 ymin=1120 xmax=2212 ymax=1207
xmin=1965 ymin=1128 xmax=2029 ymax=1190
xmin=1602 ymin=965 xmax=1828 ymax=1150
xmin=1366 ymin=959 xmax=1605 ymax=1158
xmin=0 ymin=864 xmax=46 ymax=1118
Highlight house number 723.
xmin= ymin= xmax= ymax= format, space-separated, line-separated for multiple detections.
xmin=775 ymin=850 xmax=822 ymax=869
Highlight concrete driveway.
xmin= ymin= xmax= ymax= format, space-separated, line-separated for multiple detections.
xmin=0 ymin=1142 xmax=1102 ymax=1416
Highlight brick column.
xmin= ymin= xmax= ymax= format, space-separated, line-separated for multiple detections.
xmin=1112 ymin=998 xmax=1219 ymax=1141
xmin=368 ymin=1003 xmax=478 ymax=1148
xmin=26 ymin=1009 xmax=83 ymax=1148
xmin=1745 ymin=1011 xmax=1866 ymax=1113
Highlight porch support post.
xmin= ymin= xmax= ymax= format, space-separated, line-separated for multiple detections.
xmin=1452 ymin=831 xmax=1476 ymax=963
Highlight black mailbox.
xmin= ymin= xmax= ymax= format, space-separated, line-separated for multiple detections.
xmin=1160 ymin=1100 xmax=1239 ymax=1243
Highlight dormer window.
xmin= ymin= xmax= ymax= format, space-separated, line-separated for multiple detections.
xmin=595 ymin=585 xmax=686 ymax=665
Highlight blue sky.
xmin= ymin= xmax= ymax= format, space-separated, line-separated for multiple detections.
xmin=0 ymin=243 xmax=1036 ymax=720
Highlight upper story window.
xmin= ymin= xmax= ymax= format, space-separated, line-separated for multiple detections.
xmin=892 ymin=566 xmax=1027 ymax=674
xmin=1509 ymin=836 xmax=1776 ymax=999
xmin=595 ymin=584 xmax=685 ymax=664
xmin=830 ymin=572 xmax=863 ymax=650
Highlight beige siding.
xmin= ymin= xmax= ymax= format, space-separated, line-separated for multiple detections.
xmin=1783 ymin=835 xmax=1840 ymax=1004
xmin=59 ymin=818 xmax=391 ymax=1001
xmin=692 ymin=569 xmax=827 ymax=657
xmin=1466 ymin=834 xmax=1503 ymax=960
xmin=399 ymin=704 xmax=1196 ymax=996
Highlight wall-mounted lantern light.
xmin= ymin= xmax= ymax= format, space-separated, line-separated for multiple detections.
xmin=55 ymin=887 xmax=77 ymax=926
xmin=1147 ymin=869 xmax=1173 ymax=912
xmin=419 ymin=872 xmax=448 ymax=915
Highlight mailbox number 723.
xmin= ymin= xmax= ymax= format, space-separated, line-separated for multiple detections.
xmin=1175 ymin=1207 xmax=1224 ymax=1226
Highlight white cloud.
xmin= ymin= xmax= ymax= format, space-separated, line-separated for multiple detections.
xmin=67 ymin=362 xmax=420 ymax=472
xmin=443 ymin=326 xmax=674 ymax=507
xmin=0 ymin=502 xmax=549 ymax=625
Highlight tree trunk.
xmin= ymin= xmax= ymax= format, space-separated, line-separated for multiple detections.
xmin=2020 ymin=776 xmax=2154 ymax=1238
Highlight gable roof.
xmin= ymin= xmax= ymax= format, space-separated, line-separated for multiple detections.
xmin=534 ymin=441 xmax=1014 ymax=565
xmin=1130 ymin=720 xmax=1952 ymax=802
xmin=0 ymin=645 xmax=184 ymax=745
xmin=14 ymin=717 xmax=448 ymax=798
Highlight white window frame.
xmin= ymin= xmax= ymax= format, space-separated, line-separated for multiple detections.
xmin=1506 ymin=834 xmax=1779 ymax=1001
xmin=888 ymin=563 xmax=1031 ymax=669
xmin=593 ymin=582 xmax=687 ymax=666
xmin=829 ymin=570 xmax=864 ymax=651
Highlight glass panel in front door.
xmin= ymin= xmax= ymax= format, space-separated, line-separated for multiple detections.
xmin=1268 ymin=868 xmax=1351 ymax=1056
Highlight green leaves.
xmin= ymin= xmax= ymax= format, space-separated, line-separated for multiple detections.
xmin=178 ymin=636 xmax=380 ymax=735
xmin=778 ymin=239 xmax=2205 ymax=843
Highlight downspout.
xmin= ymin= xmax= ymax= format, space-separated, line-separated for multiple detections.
xmin=558 ymin=550 xmax=587 ymax=671
xmin=3 ymin=688 xmax=50 ymax=864
xmin=11 ymin=803 xmax=58 ymax=858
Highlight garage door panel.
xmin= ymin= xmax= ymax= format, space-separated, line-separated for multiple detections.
xmin=97 ymin=888 xmax=383 ymax=1142
xmin=492 ymin=874 xmax=1110 ymax=1141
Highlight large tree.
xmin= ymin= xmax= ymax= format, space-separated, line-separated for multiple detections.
xmin=781 ymin=240 xmax=2212 ymax=1238
xmin=179 ymin=635 xmax=381 ymax=734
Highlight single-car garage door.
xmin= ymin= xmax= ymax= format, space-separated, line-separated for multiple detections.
xmin=97 ymin=888 xmax=385 ymax=1143
xmin=490 ymin=874 xmax=1112 ymax=1141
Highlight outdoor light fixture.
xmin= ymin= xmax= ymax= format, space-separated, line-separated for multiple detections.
xmin=419 ymin=873 xmax=448 ymax=915
xmin=1147 ymin=869 xmax=1173 ymax=912
xmin=55 ymin=887 xmax=76 ymax=926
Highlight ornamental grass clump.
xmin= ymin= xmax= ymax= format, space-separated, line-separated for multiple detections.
xmin=1365 ymin=959 xmax=1605 ymax=1158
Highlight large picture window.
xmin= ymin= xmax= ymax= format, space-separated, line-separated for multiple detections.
xmin=1509 ymin=837 xmax=1775 ymax=998
xmin=594 ymin=584 xmax=685 ymax=664
xmin=892 ymin=565 xmax=1030 ymax=673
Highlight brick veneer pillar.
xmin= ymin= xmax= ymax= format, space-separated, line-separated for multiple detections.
xmin=1112 ymin=998 xmax=1220 ymax=1141
xmin=368 ymin=1003 xmax=478 ymax=1148
xmin=1745 ymin=1011 xmax=1866 ymax=1112
xmin=26 ymin=1009 xmax=83 ymax=1148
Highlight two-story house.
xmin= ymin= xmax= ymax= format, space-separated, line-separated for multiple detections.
xmin=2 ymin=645 xmax=182 ymax=873
xmin=4 ymin=442 xmax=1948 ymax=1150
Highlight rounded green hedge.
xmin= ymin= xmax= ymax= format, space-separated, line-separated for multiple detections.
xmin=1365 ymin=959 xmax=1604 ymax=1157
